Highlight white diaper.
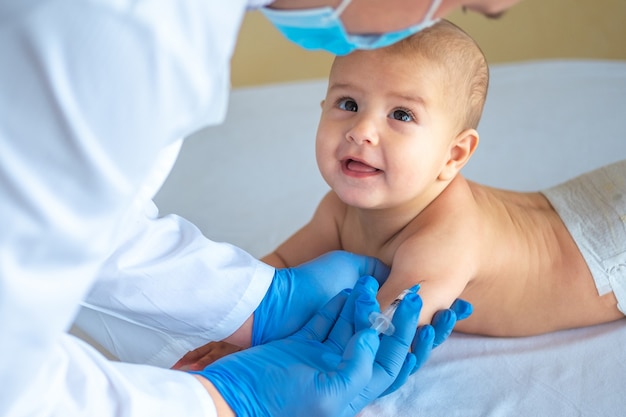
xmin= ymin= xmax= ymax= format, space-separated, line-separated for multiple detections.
xmin=541 ymin=159 xmax=626 ymax=315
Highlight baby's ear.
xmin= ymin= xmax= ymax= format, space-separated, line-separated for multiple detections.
xmin=439 ymin=128 xmax=479 ymax=181
xmin=320 ymin=99 xmax=325 ymax=109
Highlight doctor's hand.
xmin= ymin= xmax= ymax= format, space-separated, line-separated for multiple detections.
xmin=252 ymin=250 xmax=390 ymax=345
xmin=253 ymin=250 xmax=472 ymax=347
xmin=192 ymin=276 xmax=423 ymax=417
xmin=172 ymin=299 xmax=471 ymax=372
xmin=172 ymin=250 xmax=472 ymax=370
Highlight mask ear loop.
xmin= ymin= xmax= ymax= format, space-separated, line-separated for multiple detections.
xmin=331 ymin=0 xmax=353 ymax=19
xmin=424 ymin=0 xmax=444 ymax=21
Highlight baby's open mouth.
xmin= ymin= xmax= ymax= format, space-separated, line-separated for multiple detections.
xmin=343 ymin=159 xmax=380 ymax=173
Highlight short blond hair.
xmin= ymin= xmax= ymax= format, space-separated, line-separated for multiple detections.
xmin=385 ymin=20 xmax=489 ymax=130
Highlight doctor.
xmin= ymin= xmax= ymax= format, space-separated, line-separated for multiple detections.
xmin=0 ymin=0 xmax=520 ymax=416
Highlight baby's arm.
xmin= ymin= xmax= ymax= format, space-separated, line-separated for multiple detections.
xmin=261 ymin=191 xmax=345 ymax=267
xmin=174 ymin=193 xmax=345 ymax=370
xmin=377 ymin=230 xmax=475 ymax=327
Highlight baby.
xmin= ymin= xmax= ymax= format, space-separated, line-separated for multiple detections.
xmin=260 ymin=19 xmax=626 ymax=337
xmin=174 ymin=19 xmax=625 ymax=370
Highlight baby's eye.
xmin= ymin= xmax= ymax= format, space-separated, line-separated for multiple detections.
xmin=390 ymin=109 xmax=414 ymax=122
xmin=338 ymin=98 xmax=358 ymax=112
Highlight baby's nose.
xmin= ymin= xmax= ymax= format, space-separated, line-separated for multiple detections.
xmin=346 ymin=117 xmax=379 ymax=145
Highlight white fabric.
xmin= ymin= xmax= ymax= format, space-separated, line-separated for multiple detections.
xmin=154 ymin=60 xmax=626 ymax=416
xmin=0 ymin=1 xmax=276 ymax=416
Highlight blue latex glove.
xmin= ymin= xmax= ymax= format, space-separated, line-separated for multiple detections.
xmin=252 ymin=250 xmax=390 ymax=345
xmin=195 ymin=276 xmax=423 ymax=417
xmin=355 ymin=284 xmax=472 ymax=398
xmin=253 ymin=250 xmax=473 ymax=349
xmin=431 ymin=299 xmax=473 ymax=348
xmin=379 ymin=298 xmax=473 ymax=397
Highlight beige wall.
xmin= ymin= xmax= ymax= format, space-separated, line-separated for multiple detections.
xmin=231 ymin=0 xmax=626 ymax=87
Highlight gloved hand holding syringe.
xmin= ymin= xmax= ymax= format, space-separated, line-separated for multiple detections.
xmin=369 ymin=285 xmax=420 ymax=336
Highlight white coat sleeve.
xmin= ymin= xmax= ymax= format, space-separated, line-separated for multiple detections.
xmin=76 ymin=175 xmax=276 ymax=367
xmin=0 ymin=0 xmax=272 ymax=416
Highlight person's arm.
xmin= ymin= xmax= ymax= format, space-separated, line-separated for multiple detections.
xmin=193 ymin=378 xmax=236 ymax=417
xmin=0 ymin=1 xmax=251 ymax=415
xmin=193 ymin=276 xmax=427 ymax=417
xmin=378 ymin=226 xmax=476 ymax=326
xmin=76 ymin=199 xmax=274 ymax=366
xmin=262 ymin=191 xmax=346 ymax=267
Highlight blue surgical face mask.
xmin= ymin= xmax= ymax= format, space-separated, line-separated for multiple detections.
xmin=261 ymin=0 xmax=442 ymax=56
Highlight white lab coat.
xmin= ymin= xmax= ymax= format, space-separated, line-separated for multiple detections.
xmin=0 ymin=0 xmax=275 ymax=416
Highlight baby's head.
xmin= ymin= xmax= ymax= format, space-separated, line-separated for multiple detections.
xmin=317 ymin=20 xmax=488 ymax=210
xmin=338 ymin=19 xmax=489 ymax=133
xmin=388 ymin=20 xmax=488 ymax=131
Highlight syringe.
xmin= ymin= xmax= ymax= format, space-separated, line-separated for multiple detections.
xmin=368 ymin=288 xmax=416 ymax=336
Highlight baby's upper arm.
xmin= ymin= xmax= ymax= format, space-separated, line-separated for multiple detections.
xmin=378 ymin=227 xmax=476 ymax=326
xmin=262 ymin=191 xmax=345 ymax=267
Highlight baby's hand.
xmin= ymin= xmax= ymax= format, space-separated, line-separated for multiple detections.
xmin=172 ymin=341 xmax=242 ymax=371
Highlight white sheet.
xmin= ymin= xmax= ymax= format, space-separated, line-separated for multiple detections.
xmin=154 ymin=60 xmax=626 ymax=416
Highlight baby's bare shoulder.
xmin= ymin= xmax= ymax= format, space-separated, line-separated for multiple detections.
xmin=419 ymin=176 xmax=484 ymax=231
xmin=317 ymin=190 xmax=348 ymax=224
xmin=399 ymin=180 xmax=484 ymax=266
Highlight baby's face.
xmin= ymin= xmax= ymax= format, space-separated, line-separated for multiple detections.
xmin=315 ymin=48 xmax=459 ymax=211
